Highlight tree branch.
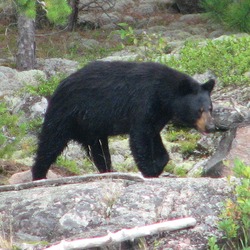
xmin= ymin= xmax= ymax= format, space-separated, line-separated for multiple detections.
xmin=45 ymin=217 xmax=197 ymax=250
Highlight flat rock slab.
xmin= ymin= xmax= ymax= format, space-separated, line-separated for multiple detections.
xmin=227 ymin=126 xmax=250 ymax=166
xmin=0 ymin=175 xmax=232 ymax=249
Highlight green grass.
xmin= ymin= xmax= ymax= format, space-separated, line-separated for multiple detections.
xmin=56 ymin=156 xmax=81 ymax=175
xmin=25 ymin=73 xmax=65 ymax=97
xmin=164 ymin=126 xmax=201 ymax=157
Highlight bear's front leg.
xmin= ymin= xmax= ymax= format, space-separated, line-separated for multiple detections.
xmin=130 ymin=127 xmax=169 ymax=178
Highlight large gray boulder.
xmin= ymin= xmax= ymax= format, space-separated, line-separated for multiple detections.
xmin=0 ymin=174 xmax=232 ymax=249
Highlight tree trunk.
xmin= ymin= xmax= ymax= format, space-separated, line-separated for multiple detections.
xmin=68 ymin=0 xmax=79 ymax=31
xmin=16 ymin=13 xmax=36 ymax=70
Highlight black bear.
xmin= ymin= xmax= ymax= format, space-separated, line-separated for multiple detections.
xmin=32 ymin=61 xmax=215 ymax=180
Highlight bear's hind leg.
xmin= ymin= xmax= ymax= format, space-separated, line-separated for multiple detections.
xmin=32 ymin=125 xmax=71 ymax=180
xmin=89 ymin=137 xmax=112 ymax=173
xmin=130 ymin=128 xmax=169 ymax=178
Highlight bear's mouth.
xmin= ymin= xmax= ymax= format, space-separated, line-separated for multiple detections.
xmin=195 ymin=111 xmax=215 ymax=134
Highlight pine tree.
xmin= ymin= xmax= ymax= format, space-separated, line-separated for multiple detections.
xmin=201 ymin=0 xmax=250 ymax=32
xmin=14 ymin=0 xmax=72 ymax=70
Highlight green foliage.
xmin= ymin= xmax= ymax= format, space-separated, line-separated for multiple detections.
xmin=115 ymin=23 xmax=170 ymax=61
xmin=158 ymin=35 xmax=250 ymax=86
xmin=208 ymin=159 xmax=250 ymax=249
xmin=56 ymin=156 xmax=80 ymax=175
xmin=14 ymin=0 xmax=71 ymax=24
xmin=45 ymin=0 xmax=72 ymax=25
xmin=0 ymin=102 xmax=27 ymax=158
xmin=15 ymin=0 xmax=36 ymax=18
xmin=200 ymin=0 xmax=232 ymax=22
xmin=27 ymin=117 xmax=43 ymax=134
xmin=164 ymin=126 xmax=201 ymax=158
xmin=201 ymin=0 xmax=250 ymax=32
xmin=208 ymin=236 xmax=220 ymax=250
xmin=25 ymin=73 xmax=65 ymax=97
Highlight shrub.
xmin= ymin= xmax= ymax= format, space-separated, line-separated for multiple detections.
xmin=208 ymin=159 xmax=250 ymax=249
xmin=201 ymin=0 xmax=250 ymax=32
xmin=25 ymin=73 xmax=65 ymax=97
xmin=0 ymin=102 xmax=27 ymax=158
xmin=158 ymin=35 xmax=250 ymax=86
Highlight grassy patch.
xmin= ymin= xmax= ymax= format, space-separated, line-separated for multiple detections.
xmin=56 ymin=156 xmax=81 ymax=175
xmin=25 ymin=73 xmax=65 ymax=97
xmin=157 ymin=35 xmax=250 ymax=87
xmin=164 ymin=126 xmax=201 ymax=158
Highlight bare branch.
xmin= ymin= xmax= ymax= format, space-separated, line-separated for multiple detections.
xmin=45 ymin=217 xmax=197 ymax=250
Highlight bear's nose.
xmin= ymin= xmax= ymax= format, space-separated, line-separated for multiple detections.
xmin=205 ymin=122 xmax=215 ymax=133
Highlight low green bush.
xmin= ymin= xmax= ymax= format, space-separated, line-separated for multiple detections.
xmin=208 ymin=159 xmax=250 ymax=249
xmin=25 ymin=73 xmax=65 ymax=97
xmin=201 ymin=0 xmax=250 ymax=33
xmin=158 ymin=36 xmax=250 ymax=86
xmin=0 ymin=102 xmax=27 ymax=158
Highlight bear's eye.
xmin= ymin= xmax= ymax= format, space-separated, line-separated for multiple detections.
xmin=199 ymin=107 xmax=204 ymax=116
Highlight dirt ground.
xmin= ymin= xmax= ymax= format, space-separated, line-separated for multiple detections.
xmin=0 ymin=160 xmax=76 ymax=185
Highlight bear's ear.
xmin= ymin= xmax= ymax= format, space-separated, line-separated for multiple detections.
xmin=202 ymin=79 xmax=215 ymax=93
xmin=178 ymin=79 xmax=198 ymax=96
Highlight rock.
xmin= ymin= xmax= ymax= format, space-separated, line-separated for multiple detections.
xmin=175 ymin=0 xmax=204 ymax=14
xmin=8 ymin=170 xmax=60 ymax=184
xmin=0 ymin=66 xmax=46 ymax=95
xmin=193 ymin=71 xmax=217 ymax=85
xmin=0 ymin=66 xmax=20 ymax=94
xmin=100 ymin=12 xmax=120 ymax=25
xmin=0 ymin=175 xmax=233 ymax=249
xmin=134 ymin=3 xmax=156 ymax=16
xmin=17 ymin=70 xmax=46 ymax=86
xmin=114 ymin=0 xmax=134 ymax=12
xmin=179 ymin=13 xmax=203 ymax=24
xmin=226 ymin=125 xmax=250 ymax=167
xmin=203 ymin=124 xmax=250 ymax=177
xmin=37 ymin=58 xmax=79 ymax=78
xmin=4 ymin=94 xmax=48 ymax=119
xmin=0 ymin=67 xmax=46 ymax=95
xmin=30 ymin=97 xmax=48 ymax=118
xmin=100 ymin=51 xmax=138 ymax=61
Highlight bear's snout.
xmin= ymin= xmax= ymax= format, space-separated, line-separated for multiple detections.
xmin=195 ymin=111 xmax=215 ymax=134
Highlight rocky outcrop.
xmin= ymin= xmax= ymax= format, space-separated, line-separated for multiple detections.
xmin=0 ymin=174 xmax=233 ymax=249
xmin=0 ymin=66 xmax=46 ymax=95
xmin=203 ymin=124 xmax=250 ymax=177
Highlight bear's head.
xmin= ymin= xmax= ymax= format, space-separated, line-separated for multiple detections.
xmin=173 ymin=79 xmax=216 ymax=134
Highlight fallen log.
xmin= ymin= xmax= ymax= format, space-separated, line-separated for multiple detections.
xmin=45 ymin=217 xmax=196 ymax=250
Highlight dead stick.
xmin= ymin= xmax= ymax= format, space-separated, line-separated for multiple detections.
xmin=45 ymin=217 xmax=196 ymax=250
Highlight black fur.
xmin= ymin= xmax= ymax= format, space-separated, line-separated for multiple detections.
xmin=32 ymin=61 xmax=215 ymax=180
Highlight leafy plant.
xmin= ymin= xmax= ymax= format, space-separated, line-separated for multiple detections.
xmin=56 ymin=156 xmax=81 ymax=175
xmin=158 ymin=35 xmax=250 ymax=86
xmin=208 ymin=236 xmax=220 ymax=250
xmin=201 ymin=0 xmax=250 ymax=32
xmin=164 ymin=126 xmax=201 ymax=158
xmin=15 ymin=0 xmax=71 ymax=24
xmin=115 ymin=23 xmax=170 ymax=61
xmin=208 ymin=159 xmax=250 ymax=249
xmin=25 ymin=73 xmax=65 ymax=97
xmin=0 ymin=102 xmax=27 ymax=158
